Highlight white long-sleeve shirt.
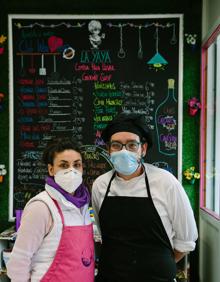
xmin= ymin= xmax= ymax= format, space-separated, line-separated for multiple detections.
xmin=7 ymin=184 xmax=91 ymax=282
xmin=92 ymin=163 xmax=198 ymax=252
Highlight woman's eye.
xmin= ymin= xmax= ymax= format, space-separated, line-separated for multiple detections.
xmin=60 ymin=163 xmax=69 ymax=169
xmin=74 ymin=162 xmax=82 ymax=169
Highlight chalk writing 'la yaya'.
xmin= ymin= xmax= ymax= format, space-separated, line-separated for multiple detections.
xmin=80 ymin=50 xmax=111 ymax=64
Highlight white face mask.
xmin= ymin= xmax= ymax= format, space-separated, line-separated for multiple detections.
xmin=54 ymin=168 xmax=83 ymax=194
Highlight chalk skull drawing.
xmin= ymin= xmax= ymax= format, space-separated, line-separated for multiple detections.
xmin=88 ymin=20 xmax=105 ymax=49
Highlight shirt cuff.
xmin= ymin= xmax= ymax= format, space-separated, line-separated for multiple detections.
xmin=173 ymin=238 xmax=196 ymax=252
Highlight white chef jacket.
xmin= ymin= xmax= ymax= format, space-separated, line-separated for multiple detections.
xmin=92 ymin=163 xmax=198 ymax=253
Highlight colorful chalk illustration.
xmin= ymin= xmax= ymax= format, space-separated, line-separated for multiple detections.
xmin=147 ymin=26 xmax=168 ymax=71
xmin=155 ymin=79 xmax=177 ymax=156
xmin=88 ymin=20 xmax=105 ymax=49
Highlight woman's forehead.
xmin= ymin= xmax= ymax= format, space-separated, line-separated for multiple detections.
xmin=54 ymin=150 xmax=82 ymax=162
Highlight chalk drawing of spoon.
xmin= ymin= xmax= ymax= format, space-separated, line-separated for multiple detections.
xmin=117 ymin=24 xmax=126 ymax=59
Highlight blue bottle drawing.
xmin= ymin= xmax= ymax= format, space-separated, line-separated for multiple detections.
xmin=155 ymin=79 xmax=177 ymax=156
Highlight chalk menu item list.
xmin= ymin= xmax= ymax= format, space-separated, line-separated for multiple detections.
xmin=9 ymin=15 xmax=183 ymax=219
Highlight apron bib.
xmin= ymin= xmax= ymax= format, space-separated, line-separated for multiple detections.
xmin=41 ymin=199 xmax=94 ymax=282
xmin=97 ymin=171 xmax=176 ymax=282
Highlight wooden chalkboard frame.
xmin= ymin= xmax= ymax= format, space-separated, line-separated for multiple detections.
xmin=8 ymin=14 xmax=183 ymax=221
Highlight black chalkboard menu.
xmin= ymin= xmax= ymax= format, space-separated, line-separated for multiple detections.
xmin=8 ymin=14 xmax=183 ymax=220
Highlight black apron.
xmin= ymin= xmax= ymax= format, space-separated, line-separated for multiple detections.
xmin=96 ymin=170 xmax=177 ymax=282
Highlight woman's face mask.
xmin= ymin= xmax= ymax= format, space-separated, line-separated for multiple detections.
xmin=54 ymin=168 xmax=83 ymax=194
xmin=110 ymin=150 xmax=141 ymax=176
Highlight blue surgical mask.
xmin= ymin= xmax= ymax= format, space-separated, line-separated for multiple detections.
xmin=110 ymin=150 xmax=140 ymax=175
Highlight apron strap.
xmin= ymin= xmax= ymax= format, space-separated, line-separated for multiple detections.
xmin=51 ymin=198 xmax=65 ymax=226
xmin=99 ymin=171 xmax=116 ymax=215
xmin=144 ymin=170 xmax=152 ymax=201
xmin=105 ymin=171 xmax=116 ymax=197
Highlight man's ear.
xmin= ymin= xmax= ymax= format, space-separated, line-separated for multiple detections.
xmin=141 ymin=143 xmax=148 ymax=158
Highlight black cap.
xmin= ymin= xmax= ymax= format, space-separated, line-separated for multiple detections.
xmin=102 ymin=112 xmax=153 ymax=148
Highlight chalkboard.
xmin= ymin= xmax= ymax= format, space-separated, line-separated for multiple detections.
xmin=8 ymin=14 xmax=183 ymax=220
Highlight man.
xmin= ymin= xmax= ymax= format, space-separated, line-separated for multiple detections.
xmin=92 ymin=112 xmax=198 ymax=282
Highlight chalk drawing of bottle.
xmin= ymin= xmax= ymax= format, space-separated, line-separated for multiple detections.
xmin=155 ymin=79 xmax=177 ymax=156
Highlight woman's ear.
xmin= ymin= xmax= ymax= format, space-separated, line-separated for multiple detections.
xmin=48 ymin=164 xmax=54 ymax=176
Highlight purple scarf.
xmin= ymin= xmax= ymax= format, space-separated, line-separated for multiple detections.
xmin=46 ymin=176 xmax=90 ymax=208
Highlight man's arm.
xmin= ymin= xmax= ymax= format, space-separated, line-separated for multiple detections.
xmin=174 ymin=249 xmax=187 ymax=263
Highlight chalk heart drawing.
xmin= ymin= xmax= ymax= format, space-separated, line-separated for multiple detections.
xmin=48 ymin=36 xmax=63 ymax=52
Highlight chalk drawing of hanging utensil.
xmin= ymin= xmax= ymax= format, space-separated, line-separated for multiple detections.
xmin=20 ymin=55 xmax=26 ymax=77
xmin=117 ymin=24 xmax=126 ymax=59
xmin=137 ymin=26 xmax=143 ymax=59
xmin=39 ymin=54 xmax=46 ymax=75
xmin=147 ymin=26 xmax=168 ymax=71
xmin=169 ymin=23 xmax=177 ymax=45
xmin=29 ymin=54 xmax=36 ymax=74
xmin=50 ymin=54 xmax=59 ymax=80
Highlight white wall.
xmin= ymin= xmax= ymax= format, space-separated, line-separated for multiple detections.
xmin=199 ymin=210 xmax=220 ymax=281
xmin=200 ymin=1 xmax=220 ymax=282
xmin=202 ymin=0 xmax=220 ymax=41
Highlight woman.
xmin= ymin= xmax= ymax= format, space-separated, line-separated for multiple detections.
xmin=7 ymin=137 xmax=94 ymax=282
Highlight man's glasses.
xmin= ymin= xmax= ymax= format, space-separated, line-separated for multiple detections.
xmin=109 ymin=141 xmax=141 ymax=152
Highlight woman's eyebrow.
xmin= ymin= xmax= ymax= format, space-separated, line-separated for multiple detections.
xmin=73 ymin=159 xmax=82 ymax=163
xmin=58 ymin=159 xmax=82 ymax=164
xmin=59 ymin=160 xmax=68 ymax=163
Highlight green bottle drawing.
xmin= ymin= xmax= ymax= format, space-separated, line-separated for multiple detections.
xmin=155 ymin=79 xmax=177 ymax=156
